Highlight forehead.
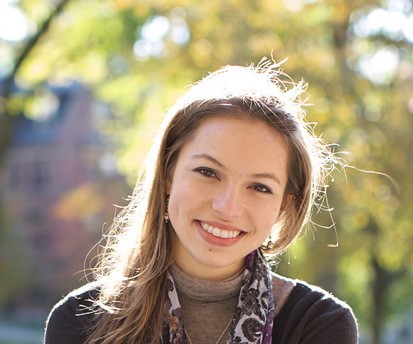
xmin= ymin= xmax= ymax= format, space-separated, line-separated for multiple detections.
xmin=189 ymin=113 xmax=286 ymax=148
xmin=178 ymin=114 xmax=290 ymax=182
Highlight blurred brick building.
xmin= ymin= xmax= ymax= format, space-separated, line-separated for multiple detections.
xmin=0 ymin=82 xmax=130 ymax=308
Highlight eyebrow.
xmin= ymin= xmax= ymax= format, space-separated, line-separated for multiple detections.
xmin=251 ymin=173 xmax=281 ymax=186
xmin=192 ymin=154 xmax=224 ymax=168
xmin=191 ymin=153 xmax=281 ymax=185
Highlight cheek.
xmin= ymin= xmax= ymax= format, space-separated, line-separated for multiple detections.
xmin=255 ymin=203 xmax=283 ymax=236
xmin=168 ymin=183 xmax=200 ymax=222
xmin=168 ymin=192 xmax=182 ymax=224
xmin=261 ymin=200 xmax=283 ymax=222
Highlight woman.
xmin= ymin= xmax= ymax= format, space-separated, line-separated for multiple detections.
xmin=44 ymin=61 xmax=358 ymax=343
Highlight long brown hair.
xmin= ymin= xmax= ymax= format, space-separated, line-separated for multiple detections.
xmin=86 ymin=60 xmax=337 ymax=343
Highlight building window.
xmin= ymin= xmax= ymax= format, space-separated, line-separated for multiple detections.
xmin=9 ymin=163 xmax=21 ymax=190
xmin=32 ymin=160 xmax=50 ymax=191
xmin=26 ymin=210 xmax=48 ymax=250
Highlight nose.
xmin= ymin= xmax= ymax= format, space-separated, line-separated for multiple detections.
xmin=211 ymin=186 xmax=243 ymax=219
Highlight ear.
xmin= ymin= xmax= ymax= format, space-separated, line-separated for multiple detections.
xmin=166 ymin=178 xmax=172 ymax=195
xmin=280 ymin=193 xmax=293 ymax=212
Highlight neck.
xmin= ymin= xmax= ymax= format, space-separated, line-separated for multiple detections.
xmin=174 ymin=251 xmax=245 ymax=282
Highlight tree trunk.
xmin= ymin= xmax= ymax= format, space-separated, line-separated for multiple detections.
xmin=371 ymin=256 xmax=390 ymax=344
xmin=0 ymin=0 xmax=71 ymax=164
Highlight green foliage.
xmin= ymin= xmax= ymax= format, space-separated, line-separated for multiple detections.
xmin=1 ymin=0 xmax=412 ymax=341
xmin=0 ymin=210 xmax=33 ymax=307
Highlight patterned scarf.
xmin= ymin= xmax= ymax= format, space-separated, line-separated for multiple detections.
xmin=162 ymin=249 xmax=274 ymax=343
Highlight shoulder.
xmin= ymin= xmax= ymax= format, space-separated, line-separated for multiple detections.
xmin=271 ymin=273 xmax=359 ymax=344
xmin=44 ymin=282 xmax=101 ymax=344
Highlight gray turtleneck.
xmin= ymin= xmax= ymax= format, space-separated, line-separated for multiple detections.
xmin=169 ymin=264 xmax=243 ymax=344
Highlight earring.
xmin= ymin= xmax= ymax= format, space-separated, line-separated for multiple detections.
xmin=262 ymin=234 xmax=275 ymax=252
xmin=164 ymin=196 xmax=170 ymax=224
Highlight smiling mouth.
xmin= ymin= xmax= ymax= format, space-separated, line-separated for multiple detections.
xmin=200 ymin=221 xmax=241 ymax=239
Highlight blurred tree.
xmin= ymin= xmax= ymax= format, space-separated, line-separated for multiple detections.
xmin=0 ymin=0 xmax=71 ymax=162
xmin=0 ymin=0 xmax=71 ymax=311
xmin=0 ymin=208 xmax=33 ymax=309
xmin=0 ymin=0 xmax=412 ymax=342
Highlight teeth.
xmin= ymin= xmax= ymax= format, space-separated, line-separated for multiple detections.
xmin=200 ymin=222 xmax=241 ymax=239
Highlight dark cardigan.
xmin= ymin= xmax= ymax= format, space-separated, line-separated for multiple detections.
xmin=44 ymin=276 xmax=358 ymax=344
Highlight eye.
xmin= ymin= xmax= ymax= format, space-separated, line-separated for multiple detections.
xmin=193 ymin=167 xmax=219 ymax=179
xmin=251 ymin=183 xmax=273 ymax=194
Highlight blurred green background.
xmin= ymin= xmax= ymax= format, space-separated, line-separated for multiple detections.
xmin=0 ymin=0 xmax=412 ymax=343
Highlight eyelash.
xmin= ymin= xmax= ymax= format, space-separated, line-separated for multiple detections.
xmin=193 ymin=167 xmax=219 ymax=179
xmin=193 ymin=167 xmax=273 ymax=194
xmin=251 ymin=184 xmax=273 ymax=194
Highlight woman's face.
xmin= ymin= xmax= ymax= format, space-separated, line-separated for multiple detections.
xmin=167 ymin=115 xmax=290 ymax=280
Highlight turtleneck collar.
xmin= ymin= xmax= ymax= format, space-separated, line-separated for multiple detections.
xmin=169 ymin=263 xmax=244 ymax=303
